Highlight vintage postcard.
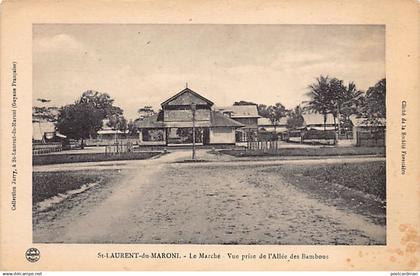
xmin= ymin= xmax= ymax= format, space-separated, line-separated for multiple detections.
xmin=0 ymin=0 xmax=419 ymax=271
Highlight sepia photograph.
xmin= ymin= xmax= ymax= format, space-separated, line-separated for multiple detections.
xmin=32 ymin=24 xmax=386 ymax=245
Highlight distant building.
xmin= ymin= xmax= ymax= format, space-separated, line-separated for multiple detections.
xmin=96 ymin=119 xmax=127 ymax=140
xmin=350 ymin=116 xmax=386 ymax=147
xmin=135 ymin=88 xmax=244 ymax=146
xmin=302 ymin=113 xmax=337 ymax=130
xmin=217 ymin=105 xmax=260 ymax=127
xmin=32 ymin=120 xmax=66 ymax=143
xmin=216 ymin=105 xmax=260 ymax=143
xmin=257 ymin=117 xmax=288 ymax=140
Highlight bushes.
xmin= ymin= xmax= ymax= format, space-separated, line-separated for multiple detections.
xmin=302 ymin=129 xmax=336 ymax=140
xmin=33 ymin=151 xmax=161 ymax=165
xmin=220 ymin=147 xmax=385 ymax=157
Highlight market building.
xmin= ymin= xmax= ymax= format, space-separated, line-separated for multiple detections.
xmin=135 ymin=88 xmax=244 ymax=146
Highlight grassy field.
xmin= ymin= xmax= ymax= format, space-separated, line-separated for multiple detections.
xmin=261 ymin=161 xmax=386 ymax=225
xmin=33 ymin=151 xmax=161 ymax=165
xmin=220 ymin=147 xmax=385 ymax=157
xmin=33 ymin=170 xmax=121 ymax=204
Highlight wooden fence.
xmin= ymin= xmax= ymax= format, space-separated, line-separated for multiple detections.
xmin=105 ymin=141 xmax=134 ymax=154
xmin=247 ymin=140 xmax=282 ymax=152
xmin=356 ymin=131 xmax=385 ymax=147
xmin=33 ymin=144 xmax=62 ymax=155
xmin=85 ymin=138 xmax=138 ymax=146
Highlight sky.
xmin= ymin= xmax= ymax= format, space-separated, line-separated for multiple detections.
xmin=33 ymin=24 xmax=385 ymax=120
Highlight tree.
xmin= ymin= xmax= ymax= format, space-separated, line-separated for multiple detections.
xmin=233 ymin=100 xmax=257 ymax=106
xmin=137 ymin=106 xmax=156 ymax=119
xmin=108 ymin=112 xmax=127 ymax=133
xmin=56 ymin=102 xmax=104 ymax=148
xmin=307 ymin=76 xmax=364 ymax=136
xmin=106 ymin=106 xmax=124 ymax=129
xmin=270 ymin=103 xmax=287 ymax=131
xmin=79 ymin=90 xmax=116 ymax=117
xmin=286 ymin=105 xmax=304 ymax=130
xmin=32 ymin=106 xmax=59 ymax=122
xmin=32 ymin=98 xmax=59 ymax=122
xmin=329 ymin=78 xmax=346 ymax=130
xmin=306 ymin=75 xmax=333 ymax=130
xmin=257 ymin=103 xmax=287 ymax=133
xmin=257 ymin=104 xmax=270 ymax=118
xmin=127 ymin=119 xmax=138 ymax=135
xmin=340 ymin=81 xmax=364 ymax=132
xmin=56 ymin=91 xmax=124 ymax=148
xmin=361 ymin=78 xmax=386 ymax=127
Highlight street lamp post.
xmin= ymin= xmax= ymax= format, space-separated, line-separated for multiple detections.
xmin=191 ymin=103 xmax=196 ymax=160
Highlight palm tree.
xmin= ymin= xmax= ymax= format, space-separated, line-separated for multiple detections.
xmin=340 ymin=81 xmax=364 ymax=129
xmin=286 ymin=105 xmax=305 ymax=130
xmin=306 ymin=75 xmax=333 ymax=131
xmin=329 ymin=78 xmax=347 ymax=136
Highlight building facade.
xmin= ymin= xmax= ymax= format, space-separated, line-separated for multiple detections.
xmin=135 ymin=88 xmax=244 ymax=146
xmin=216 ymin=105 xmax=260 ymax=143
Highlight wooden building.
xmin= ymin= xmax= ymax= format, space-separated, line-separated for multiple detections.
xmin=217 ymin=105 xmax=260 ymax=144
xmin=135 ymin=88 xmax=244 ymax=146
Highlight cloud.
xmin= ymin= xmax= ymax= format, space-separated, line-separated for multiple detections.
xmin=34 ymin=33 xmax=85 ymax=53
xmin=33 ymin=25 xmax=385 ymax=120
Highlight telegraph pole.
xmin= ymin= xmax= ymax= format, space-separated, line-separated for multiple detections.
xmin=191 ymin=103 xmax=196 ymax=160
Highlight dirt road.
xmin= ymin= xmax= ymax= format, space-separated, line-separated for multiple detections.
xmin=33 ymin=150 xmax=386 ymax=244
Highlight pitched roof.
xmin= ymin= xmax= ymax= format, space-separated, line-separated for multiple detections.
xmin=134 ymin=111 xmax=165 ymax=128
xmin=97 ymin=129 xmax=128 ymax=134
xmin=161 ymin=88 xmax=214 ymax=107
xmin=210 ymin=111 xmax=244 ymax=127
xmin=350 ymin=115 xmax=386 ymax=127
xmin=217 ymin=105 xmax=260 ymax=118
xmin=257 ymin=117 xmax=288 ymax=126
xmin=135 ymin=110 xmax=243 ymax=128
xmin=32 ymin=121 xmax=55 ymax=140
xmin=302 ymin=112 xmax=336 ymax=125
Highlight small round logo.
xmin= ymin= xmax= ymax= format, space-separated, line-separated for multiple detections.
xmin=25 ymin=248 xmax=40 ymax=262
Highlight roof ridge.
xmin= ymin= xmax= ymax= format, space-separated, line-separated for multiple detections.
xmin=161 ymin=87 xmax=214 ymax=107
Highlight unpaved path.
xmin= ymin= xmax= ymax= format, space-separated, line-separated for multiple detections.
xmin=33 ymin=150 xmax=385 ymax=244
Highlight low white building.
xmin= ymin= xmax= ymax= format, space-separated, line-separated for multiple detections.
xmin=32 ymin=120 xmax=66 ymax=143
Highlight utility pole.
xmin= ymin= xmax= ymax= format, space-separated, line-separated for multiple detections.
xmin=191 ymin=103 xmax=196 ymax=160
xmin=337 ymin=104 xmax=341 ymax=142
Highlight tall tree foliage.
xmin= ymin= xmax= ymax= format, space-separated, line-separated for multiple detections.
xmin=32 ymin=98 xmax=59 ymax=122
xmin=306 ymin=75 xmax=333 ymax=130
xmin=32 ymin=106 xmax=59 ymax=122
xmin=127 ymin=119 xmax=137 ymax=135
xmin=286 ymin=106 xmax=304 ymax=130
xmin=56 ymin=90 xmax=124 ymax=148
xmin=307 ymin=75 xmax=366 ymax=133
xmin=79 ymin=90 xmax=125 ymax=129
xmin=329 ymin=78 xmax=346 ymax=129
xmin=340 ymin=81 xmax=364 ymax=130
xmin=361 ymin=78 xmax=386 ymax=127
xmin=257 ymin=103 xmax=287 ymax=133
xmin=137 ymin=106 xmax=156 ymax=119
xmin=233 ymin=100 xmax=257 ymax=106
xmin=257 ymin=104 xmax=269 ymax=118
